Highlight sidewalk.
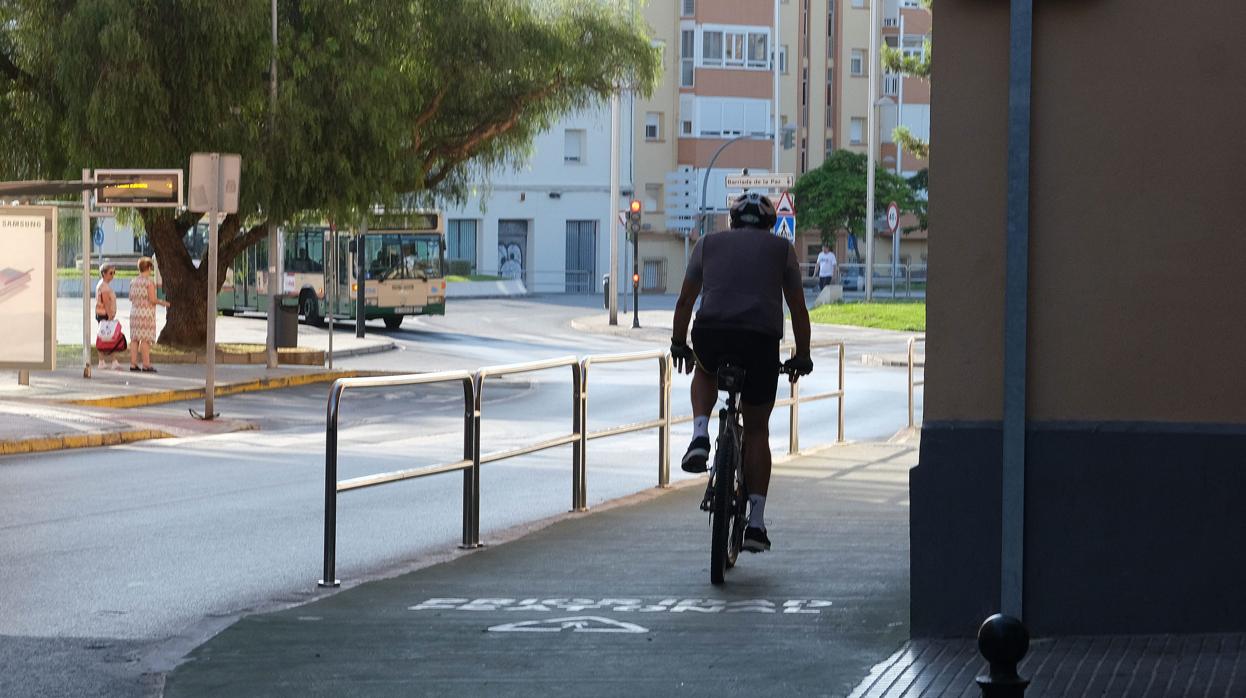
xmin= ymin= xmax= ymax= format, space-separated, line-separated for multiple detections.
xmin=163 ymin=442 xmax=915 ymax=697
xmin=0 ymin=317 xmax=394 ymax=454
xmin=158 ymin=438 xmax=1246 ymax=697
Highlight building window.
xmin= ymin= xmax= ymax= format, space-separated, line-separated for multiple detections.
xmin=564 ymin=129 xmax=585 ymax=163
xmin=826 ymin=139 xmax=834 ymax=155
xmin=702 ymin=31 xmax=723 ymax=66
xmin=447 ymin=219 xmax=478 ymax=272
xmin=682 ymin=0 xmax=695 ymax=16
xmin=681 ymin=119 xmax=693 ymax=136
xmin=883 ymin=73 xmax=899 ymax=96
xmin=778 ymin=45 xmax=788 ymax=73
xmin=700 ymin=27 xmax=771 ymax=71
xmin=852 ymin=0 xmax=866 ymax=7
xmin=644 ymin=183 xmax=663 ymax=212
xmin=850 ymin=49 xmax=866 ymax=76
xmin=850 ymin=117 xmax=865 ymax=144
xmin=680 ymin=30 xmax=695 ymax=86
xmin=645 ymin=112 xmax=662 ymax=141
xmin=695 ymin=97 xmax=771 ymax=138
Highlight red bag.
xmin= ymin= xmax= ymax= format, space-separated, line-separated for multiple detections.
xmin=96 ymin=319 xmax=128 ymax=354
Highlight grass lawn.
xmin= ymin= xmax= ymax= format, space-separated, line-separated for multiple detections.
xmin=809 ymin=301 xmax=925 ymax=332
xmin=58 ymin=268 xmax=138 ymax=278
xmin=447 ymin=274 xmax=502 ymax=282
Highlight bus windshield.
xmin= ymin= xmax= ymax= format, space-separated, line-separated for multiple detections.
xmin=365 ymin=233 xmax=443 ymax=280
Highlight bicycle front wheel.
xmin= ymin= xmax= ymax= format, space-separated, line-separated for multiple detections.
xmin=710 ymin=436 xmax=735 ymax=585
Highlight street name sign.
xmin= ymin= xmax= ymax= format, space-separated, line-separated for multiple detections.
xmin=725 ymin=173 xmax=794 ymax=189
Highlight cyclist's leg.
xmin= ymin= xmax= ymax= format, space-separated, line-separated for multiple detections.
xmin=740 ymin=400 xmax=775 ymax=498
xmin=683 ymin=329 xmax=722 ymax=473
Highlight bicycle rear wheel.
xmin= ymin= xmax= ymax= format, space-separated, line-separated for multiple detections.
xmin=710 ymin=434 xmax=735 ymax=585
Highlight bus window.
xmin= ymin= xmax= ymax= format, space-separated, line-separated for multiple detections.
xmin=285 ymin=229 xmax=325 ymax=273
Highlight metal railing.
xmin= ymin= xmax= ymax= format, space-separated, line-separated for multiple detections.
xmin=320 ymin=342 xmax=847 ymax=586
xmin=320 ymin=370 xmax=476 ymax=588
xmin=907 ymin=335 xmax=925 ymax=428
xmin=776 ymin=340 xmax=847 ymax=453
xmin=668 ymin=340 xmax=847 ymax=452
xmin=578 ymin=350 xmax=673 ymax=506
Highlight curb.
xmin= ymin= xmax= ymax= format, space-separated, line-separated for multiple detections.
xmin=62 ymin=369 xmax=377 ymax=409
xmin=0 ymin=428 xmax=173 ymax=456
xmin=330 ymin=342 xmax=395 ymax=359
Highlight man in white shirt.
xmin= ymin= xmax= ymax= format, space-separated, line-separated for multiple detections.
xmin=816 ymin=244 xmax=837 ymax=290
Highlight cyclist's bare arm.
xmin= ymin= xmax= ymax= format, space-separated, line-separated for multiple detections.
xmin=672 ymin=274 xmax=702 ymax=346
xmin=781 ymin=245 xmax=811 ymax=358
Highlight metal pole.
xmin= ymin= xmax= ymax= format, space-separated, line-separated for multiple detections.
xmin=837 ymin=344 xmax=845 ymax=443
xmin=461 ymin=378 xmax=477 ymax=546
xmin=788 ymin=347 xmax=799 ymax=455
xmin=81 ymin=169 xmax=92 ymax=378
xmin=1002 ymin=0 xmax=1034 ymax=622
xmin=658 ymin=355 xmax=671 ymax=488
xmin=608 ymin=93 xmax=620 ymax=325
xmin=865 ymin=0 xmax=879 ymax=302
xmin=326 ymin=227 xmax=334 ymax=369
xmin=355 ymin=218 xmax=367 ymax=338
xmin=912 ymin=336 xmax=922 ymax=428
xmin=266 ymin=0 xmax=279 ymax=369
xmin=319 ymin=383 xmax=342 ymax=587
xmin=631 ymin=229 xmax=640 ymax=328
xmin=204 ymin=154 xmax=220 ymax=420
xmin=572 ymin=363 xmax=586 ymax=511
xmin=773 ymin=0 xmax=781 ymax=174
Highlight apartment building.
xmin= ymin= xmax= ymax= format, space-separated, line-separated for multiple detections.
xmin=636 ymin=0 xmax=931 ymax=289
xmin=439 ymin=0 xmax=932 ymax=295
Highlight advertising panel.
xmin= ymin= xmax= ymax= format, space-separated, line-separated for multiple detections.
xmin=0 ymin=206 xmax=57 ymax=370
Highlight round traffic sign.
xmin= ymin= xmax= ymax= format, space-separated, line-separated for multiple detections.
xmin=886 ymin=202 xmax=900 ymax=233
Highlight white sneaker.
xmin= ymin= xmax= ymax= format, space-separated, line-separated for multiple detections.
xmin=111 ymin=360 xmax=121 ymax=370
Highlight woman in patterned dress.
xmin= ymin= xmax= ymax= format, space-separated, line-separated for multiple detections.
xmin=128 ymin=257 xmax=170 ymax=372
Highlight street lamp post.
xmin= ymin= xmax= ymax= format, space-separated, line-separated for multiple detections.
xmin=698 ymin=134 xmax=766 ymax=240
xmin=865 ymin=0 xmax=880 ymax=301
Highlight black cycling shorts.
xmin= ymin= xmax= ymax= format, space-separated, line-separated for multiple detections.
xmin=691 ymin=327 xmax=780 ymax=406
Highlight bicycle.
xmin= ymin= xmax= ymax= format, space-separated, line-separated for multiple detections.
xmin=701 ymin=359 xmax=803 ymax=585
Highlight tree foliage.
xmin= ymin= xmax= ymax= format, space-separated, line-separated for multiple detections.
xmin=1 ymin=0 xmax=659 ymax=344
xmin=791 ymin=150 xmax=919 ymax=257
xmin=880 ymin=0 xmax=932 ymax=160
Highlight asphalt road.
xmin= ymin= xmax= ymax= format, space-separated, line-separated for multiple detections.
xmin=5 ymin=295 xmax=922 ymax=697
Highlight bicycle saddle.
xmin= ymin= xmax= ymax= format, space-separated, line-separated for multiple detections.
xmin=717 ymin=359 xmax=747 ymax=393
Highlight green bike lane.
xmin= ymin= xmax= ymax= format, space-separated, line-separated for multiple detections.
xmin=163 ymin=442 xmax=914 ymax=698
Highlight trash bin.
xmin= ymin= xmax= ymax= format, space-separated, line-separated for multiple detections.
xmin=602 ymin=274 xmax=610 ymax=309
xmin=276 ymin=294 xmax=299 ymax=348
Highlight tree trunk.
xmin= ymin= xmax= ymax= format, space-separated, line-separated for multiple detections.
xmin=142 ymin=211 xmax=269 ymax=348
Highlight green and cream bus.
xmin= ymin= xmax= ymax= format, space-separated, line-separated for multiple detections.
xmin=217 ymin=211 xmax=446 ymax=329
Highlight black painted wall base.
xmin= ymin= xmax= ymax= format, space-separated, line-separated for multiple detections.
xmin=910 ymin=422 xmax=1246 ymax=637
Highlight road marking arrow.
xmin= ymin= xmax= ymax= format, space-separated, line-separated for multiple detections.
xmin=487 ymin=616 xmax=649 ymax=633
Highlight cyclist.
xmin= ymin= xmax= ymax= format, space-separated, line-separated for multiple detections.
xmin=670 ymin=191 xmax=813 ymax=553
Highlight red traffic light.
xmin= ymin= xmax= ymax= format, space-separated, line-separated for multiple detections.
xmin=629 ymin=199 xmax=642 ymax=213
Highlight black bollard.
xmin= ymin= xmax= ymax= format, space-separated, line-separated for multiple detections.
xmin=976 ymin=614 xmax=1030 ymax=697
xmin=602 ymin=274 xmax=610 ymax=310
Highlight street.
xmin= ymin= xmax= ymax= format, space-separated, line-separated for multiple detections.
xmin=2 ymin=295 xmax=922 ymax=697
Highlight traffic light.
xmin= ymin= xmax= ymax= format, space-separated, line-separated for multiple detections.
xmin=627 ymin=199 xmax=642 ymax=240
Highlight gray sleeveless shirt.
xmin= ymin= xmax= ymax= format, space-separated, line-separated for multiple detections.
xmin=686 ymin=227 xmax=801 ymax=339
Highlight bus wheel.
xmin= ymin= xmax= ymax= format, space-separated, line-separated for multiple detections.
xmin=383 ymin=316 xmax=403 ymax=330
xmin=300 ymin=291 xmax=324 ymax=327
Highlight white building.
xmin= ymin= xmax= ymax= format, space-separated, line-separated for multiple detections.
xmin=439 ymin=104 xmax=636 ymax=294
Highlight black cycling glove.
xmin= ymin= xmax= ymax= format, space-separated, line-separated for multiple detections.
xmin=670 ymin=340 xmax=696 ymax=374
xmin=783 ymin=355 xmax=814 ymax=381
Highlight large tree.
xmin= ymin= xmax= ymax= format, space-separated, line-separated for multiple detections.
xmin=1 ymin=0 xmax=659 ymax=345
xmin=790 ymin=150 xmax=917 ymax=261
